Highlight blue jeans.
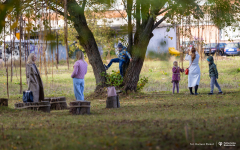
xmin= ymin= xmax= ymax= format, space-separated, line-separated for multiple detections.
xmin=210 ymin=76 xmax=222 ymax=93
xmin=73 ymin=78 xmax=85 ymax=100
xmin=107 ymin=58 xmax=125 ymax=77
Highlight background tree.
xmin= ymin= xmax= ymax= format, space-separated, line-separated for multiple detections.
xmin=58 ymin=8 xmax=118 ymax=59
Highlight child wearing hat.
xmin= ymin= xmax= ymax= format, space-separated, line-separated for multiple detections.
xmin=104 ymin=43 xmax=132 ymax=77
xmin=207 ymin=56 xmax=223 ymax=95
xmin=172 ymin=61 xmax=184 ymax=94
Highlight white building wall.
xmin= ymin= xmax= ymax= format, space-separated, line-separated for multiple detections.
xmin=146 ymin=26 xmax=177 ymax=54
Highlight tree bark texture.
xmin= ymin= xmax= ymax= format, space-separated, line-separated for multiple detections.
xmin=64 ymin=0 xmax=69 ymax=70
xmin=106 ymin=95 xmax=120 ymax=108
xmin=124 ymin=17 xmax=155 ymax=92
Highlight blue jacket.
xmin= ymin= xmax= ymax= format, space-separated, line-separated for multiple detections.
xmin=116 ymin=46 xmax=132 ymax=61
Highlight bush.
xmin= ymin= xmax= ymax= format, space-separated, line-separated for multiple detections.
xmin=137 ymin=76 xmax=149 ymax=91
xmin=101 ymin=70 xmax=123 ymax=88
xmin=237 ymin=68 xmax=240 ymax=72
xmin=101 ymin=70 xmax=149 ymax=91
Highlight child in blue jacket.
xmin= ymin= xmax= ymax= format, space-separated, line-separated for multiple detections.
xmin=104 ymin=43 xmax=132 ymax=77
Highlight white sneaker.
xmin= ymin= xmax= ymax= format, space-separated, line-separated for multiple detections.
xmin=104 ymin=64 xmax=108 ymax=70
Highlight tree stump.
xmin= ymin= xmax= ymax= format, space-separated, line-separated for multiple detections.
xmin=0 ymin=98 xmax=8 ymax=106
xmin=106 ymin=95 xmax=120 ymax=108
xmin=14 ymin=101 xmax=50 ymax=113
xmin=69 ymin=101 xmax=91 ymax=115
xmin=50 ymin=97 xmax=68 ymax=110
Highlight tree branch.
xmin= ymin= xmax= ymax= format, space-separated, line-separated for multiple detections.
xmin=115 ymin=9 xmax=128 ymax=22
xmin=48 ymin=4 xmax=72 ymax=20
xmin=158 ymin=7 xmax=171 ymax=15
xmin=122 ymin=0 xmax=126 ymax=10
xmin=82 ymin=0 xmax=86 ymax=10
xmin=152 ymin=16 xmax=167 ymax=30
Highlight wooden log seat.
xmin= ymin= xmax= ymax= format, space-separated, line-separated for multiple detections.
xmin=44 ymin=97 xmax=68 ymax=110
xmin=69 ymin=101 xmax=91 ymax=115
xmin=44 ymin=97 xmax=51 ymax=102
xmin=106 ymin=95 xmax=120 ymax=108
xmin=0 ymin=98 xmax=8 ymax=107
xmin=14 ymin=101 xmax=51 ymax=113
xmin=50 ymin=97 xmax=68 ymax=110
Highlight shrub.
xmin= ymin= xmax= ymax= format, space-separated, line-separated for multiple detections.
xmin=101 ymin=70 xmax=123 ymax=88
xmin=101 ymin=70 xmax=149 ymax=91
xmin=237 ymin=68 xmax=240 ymax=72
xmin=137 ymin=76 xmax=149 ymax=91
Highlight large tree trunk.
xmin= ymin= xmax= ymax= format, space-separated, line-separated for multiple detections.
xmin=127 ymin=0 xmax=133 ymax=51
xmin=75 ymin=27 xmax=106 ymax=91
xmin=67 ymin=1 xmax=106 ymax=92
xmin=123 ymin=17 xmax=154 ymax=92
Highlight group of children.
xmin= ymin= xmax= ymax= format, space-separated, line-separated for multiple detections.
xmin=172 ymin=56 xmax=222 ymax=95
xmin=104 ymin=42 xmax=222 ymax=95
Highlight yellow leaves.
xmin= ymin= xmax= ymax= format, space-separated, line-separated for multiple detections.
xmin=12 ymin=146 xmax=17 ymax=150
xmin=8 ymin=6 xmax=13 ymax=12
xmin=168 ymin=36 xmax=173 ymax=40
xmin=7 ymin=14 xmax=11 ymax=20
xmin=0 ymin=4 xmax=5 ymax=10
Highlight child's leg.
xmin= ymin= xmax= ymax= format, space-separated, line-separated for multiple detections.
xmin=172 ymin=82 xmax=176 ymax=94
xmin=210 ymin=77 xmax=215 ymax=93
xmin=176 ymin=82 xmax=179 ymax=93
xmin=107 ymin=58 xmax=120 ymax=68
xmin=119 ymin=60 xmax=125 ymax=77
xmin=214 ymin=79 xmax=222 ymax=93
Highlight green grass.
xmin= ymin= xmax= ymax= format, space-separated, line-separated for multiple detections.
xmin=0 ymin=56 xmax=240 ymax=149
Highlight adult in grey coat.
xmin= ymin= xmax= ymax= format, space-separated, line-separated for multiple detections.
xmin=26 ymin=53 xmax=44 ymax=102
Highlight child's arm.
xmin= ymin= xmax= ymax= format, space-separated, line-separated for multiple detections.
xmin=180 ymin=68 xmax=184 ymax=72
xmin=71 ymin=62 xmax=79 ymax=78
xmin=172 ymin=67 xmax=178 ymax=73
xmin=124 ymin=51 xmax=132 ymax=59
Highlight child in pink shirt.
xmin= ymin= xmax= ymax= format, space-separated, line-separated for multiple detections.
xmin=172 ymin=61 xmax=184 ymax=94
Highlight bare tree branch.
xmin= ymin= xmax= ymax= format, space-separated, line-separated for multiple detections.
xmin=122 ymin=0 xmax=126 ymax=10
xmin=152 ymin=16 xmax=167 ymax=30
xmin=115 ymin=9 xmax=128 ymax=22
xmin=48 ymin=4 xmax=72 ymax=20
xmin=158 ymin=7 xmax=171 ymax=15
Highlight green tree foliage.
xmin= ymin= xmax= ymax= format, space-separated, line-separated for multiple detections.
xmin=58 ymin=8 xmax=118 ymax=58
xmin=206 ymin=0 xmax=240 ymax=29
